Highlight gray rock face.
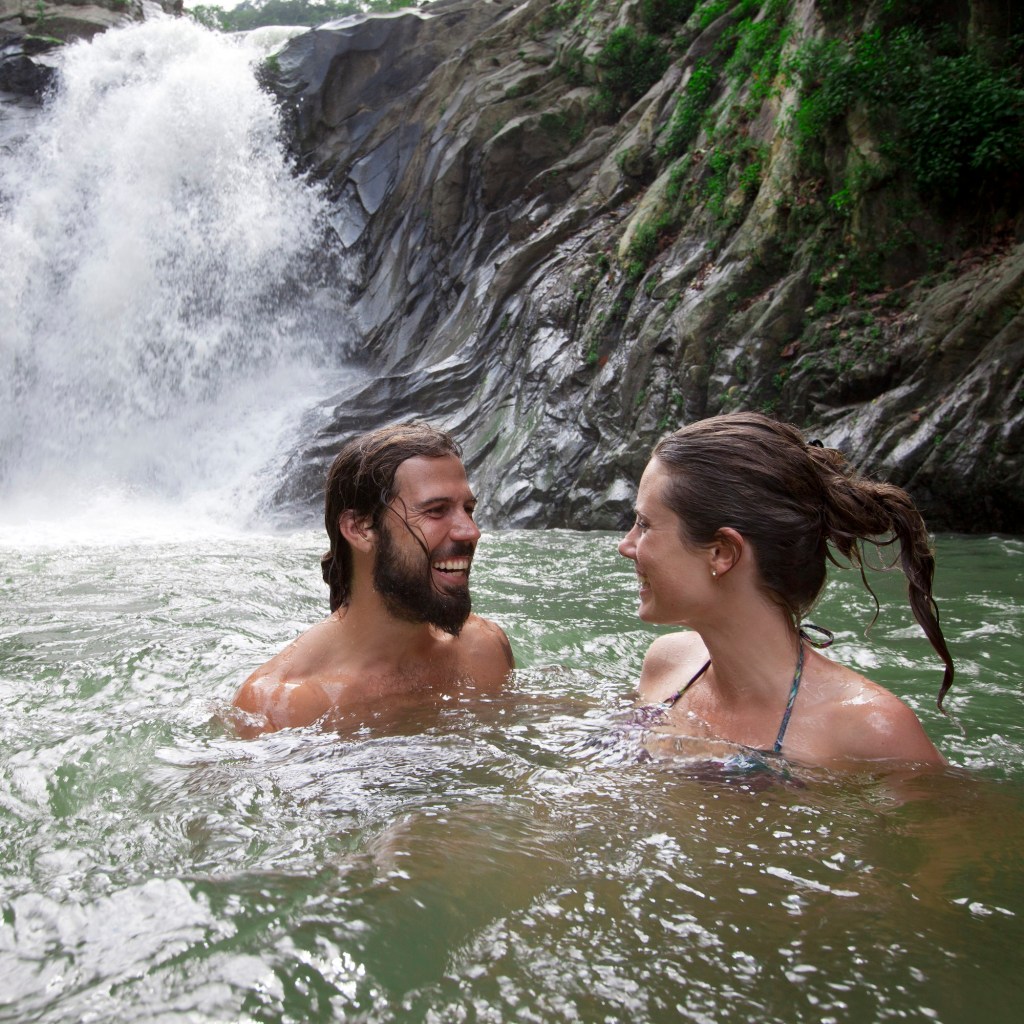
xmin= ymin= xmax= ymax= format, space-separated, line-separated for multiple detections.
xmin=7 ymin=0 xmax=1019 ymax=532
xmin=0 ymin=0 xmax=178 ymax=98
xmin=266 ymin=0 xmax=1022 ymax=533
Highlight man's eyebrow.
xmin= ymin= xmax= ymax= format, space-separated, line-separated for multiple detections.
xmin=409 ymin=493 xmax=478 ymax=510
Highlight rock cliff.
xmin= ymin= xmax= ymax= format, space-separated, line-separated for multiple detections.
xmin=265 ymin=0 xmax=1023 ymax=532
xmin=1 ymin=1 xmax=181 ymax=95
xmin=6 ymin=0 xmax=1023 ymax=531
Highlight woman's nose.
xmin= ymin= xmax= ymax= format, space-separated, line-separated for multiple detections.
xmin=618 ymin=527 xmax=637 ymax=560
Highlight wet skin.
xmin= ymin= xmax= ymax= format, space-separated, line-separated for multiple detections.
xmin=231 ymin=455 xmax=514 ymax=735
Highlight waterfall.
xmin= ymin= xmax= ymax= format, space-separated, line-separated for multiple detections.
xmin=0 ymin=17 xmax=354 ymax=537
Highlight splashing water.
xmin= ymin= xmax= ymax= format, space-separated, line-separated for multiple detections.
xmin=0 ymin=17 xmax=353 ymax=533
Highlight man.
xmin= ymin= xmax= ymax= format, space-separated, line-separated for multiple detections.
xmin=232 ymin=422 xmax=514 ymax=735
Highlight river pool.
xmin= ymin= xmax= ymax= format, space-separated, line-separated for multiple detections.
xmin=0 ymin=526 xmax=1021 ymax=1023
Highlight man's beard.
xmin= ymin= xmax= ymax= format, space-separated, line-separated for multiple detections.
xmin=373 ymin=521 xmax=473 ymax=636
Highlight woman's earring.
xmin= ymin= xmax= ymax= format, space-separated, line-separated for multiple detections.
xmin=710 ymin=569 xmax=717 ymax=578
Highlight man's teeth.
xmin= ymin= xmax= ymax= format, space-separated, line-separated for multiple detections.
xmin=433 ymin=559 xmax=471 ymax=573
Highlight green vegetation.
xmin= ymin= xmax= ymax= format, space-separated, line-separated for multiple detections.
xmin=657 ymin=389 xmax=684 ymax=429
xmin=189 ymin=0 xmax=413 ymax=32
xmin=660 ymin=58 xmax=716 ymax=157
xmin=613 ymin=0 xmax=1022 ymax=296
xmin=540 ymin=0 xmax=585 ymax=31
xmin=787 ymin=25 xmax=1024 ymax=204
xmin=625 ymin=212 xmax=675 ymax=280
xmin=659 ymin=0 xmax=788 ymax=159
xmin=593 ymin=26 xmax=671 ymax=117
xmin=546 ymin=1 xmax=695 ymax=115
xmin=539 ymin=109 xmax=587 ymax=144
xmin=701 ymin=135 xmax=767 ymax=222
xmin=723 ymin=2 xmax=789 ymax=101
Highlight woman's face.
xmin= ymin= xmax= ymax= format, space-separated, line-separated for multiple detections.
xmin=618 ymin=458 xmax=712 ymax=625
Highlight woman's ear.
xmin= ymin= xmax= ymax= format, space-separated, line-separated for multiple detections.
xmin=710 ymin=527 xmax=744 ymax=578
xmin=339 ymin=510 xmax=375 ymax=552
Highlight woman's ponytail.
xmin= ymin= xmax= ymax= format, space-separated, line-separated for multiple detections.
xmin=814 ymin=457 xmax=955 ymax=709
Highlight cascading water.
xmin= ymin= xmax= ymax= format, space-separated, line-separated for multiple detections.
xmin=0 ymin=16 xmax=354 ymax=536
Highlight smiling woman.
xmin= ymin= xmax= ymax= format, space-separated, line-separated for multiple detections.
xmin=619 ymin=411 xmax=954 ymax=767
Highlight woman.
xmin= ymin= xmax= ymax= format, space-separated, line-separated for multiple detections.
xmin=618 ymin=412 xmax=954 ymax=766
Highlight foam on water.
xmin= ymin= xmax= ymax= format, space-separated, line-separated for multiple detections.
xmin=0 ymin=16 xmax=354 ymax=533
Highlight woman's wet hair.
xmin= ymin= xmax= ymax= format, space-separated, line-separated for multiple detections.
xmin=321 ymin=422 xmax=462 ymax=612
xmin=653 ymin=412 xmax=955 ymax=707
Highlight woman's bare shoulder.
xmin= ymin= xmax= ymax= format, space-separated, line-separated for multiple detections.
xmin=637 ymin=631 xmax=708 ymax=702
xmin=799 ymin=657 xmax=945 ymax=765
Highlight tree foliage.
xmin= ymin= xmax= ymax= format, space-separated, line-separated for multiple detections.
xmin=189 ymin=0 xmax=417 ymax=33
xmin=789 ymin=25 xmax=1024 ymax=202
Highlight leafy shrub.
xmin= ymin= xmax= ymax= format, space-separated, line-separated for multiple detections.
xmin=625 ymin=212 xmax=675 ymax=278
xmin=696 ymin=0 xmax=760 ymax=30
xmin=788 ymin=26 xmax=1024 ymax=202
xmin=723 ymin=3 xmax=790 ymax=103
xmin=660 ymin=58 xmax=717 ymax=157
xmin=594 ymin=26 xmax=671 ymax=117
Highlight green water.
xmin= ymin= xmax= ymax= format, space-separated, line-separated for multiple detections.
xmin=0 ymin=529 xmax=1021 ymax=1023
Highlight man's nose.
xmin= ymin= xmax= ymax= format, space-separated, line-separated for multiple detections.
xmin=451 ymin=512 xmax=481 ymax=543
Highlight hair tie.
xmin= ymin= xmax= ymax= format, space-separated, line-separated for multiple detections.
xmin=807 ymin=438 xmax=824 ymax=448
xmin=799 ymin=622 xmax=834 ymax=648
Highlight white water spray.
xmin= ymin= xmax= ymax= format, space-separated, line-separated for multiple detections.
xmin=0 ymin=17 xmax=354 ymax=536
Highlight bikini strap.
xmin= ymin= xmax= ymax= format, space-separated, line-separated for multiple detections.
xmin=664 ymin=625 xmax=824 ymax=752
xmin=664 ymin=658 xmax=710 ymax=707
xmin=773 ymin=640 xmax=805 ymax=754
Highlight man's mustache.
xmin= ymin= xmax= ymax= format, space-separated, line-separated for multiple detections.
xmin=430 ymin=541 xmax=476 ymax=561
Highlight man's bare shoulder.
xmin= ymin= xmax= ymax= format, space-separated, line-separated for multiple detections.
xmin=231 ymin=617 xmax=345 ymax=736
xmin=230 ymin=614 xmax=513 ymax=736
xmin=455 ymin=614 xmax=515 ymax=687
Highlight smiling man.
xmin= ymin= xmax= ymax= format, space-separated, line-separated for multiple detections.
xmin=232 ymin=422 xmax=514 ymax=735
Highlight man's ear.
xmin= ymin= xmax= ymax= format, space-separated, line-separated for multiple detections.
xmin=710 ymin=527 xmax=744 ymax=578
xmin=339 ymin=510 xmax=375 ymax=552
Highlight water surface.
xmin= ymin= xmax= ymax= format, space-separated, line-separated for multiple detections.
xmin=1 ymin=528 xmax=1021 ymax=1023
xmin=1 ymin=17 xmax=1021 ymax=1024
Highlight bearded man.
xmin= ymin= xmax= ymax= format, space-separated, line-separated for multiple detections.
xmin=232 ymin=422 xmax=514 ymax=735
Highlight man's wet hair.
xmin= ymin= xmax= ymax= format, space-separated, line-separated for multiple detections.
xmin=321 ymin=422 xmax=463 ymax=611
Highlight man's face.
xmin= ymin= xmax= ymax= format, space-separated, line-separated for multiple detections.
xmin=372 ymin=454 xmax=481 ymax=636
